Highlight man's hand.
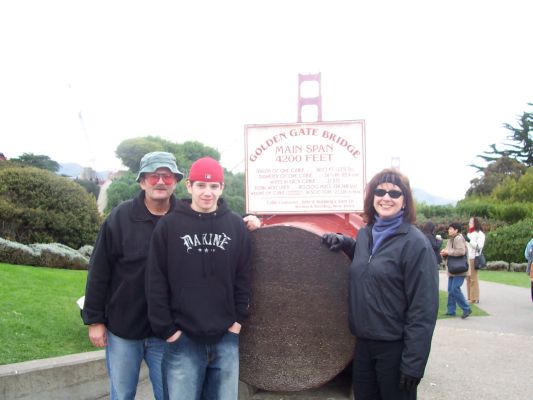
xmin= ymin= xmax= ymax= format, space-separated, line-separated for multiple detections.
xmin=166 ymin=330 xmax=182 ymax=343
xmin=88 ymin=323 xmax=107 ymax=347
xmin=228 ymin=322 xmax=242 ymax=334
xmin=321 ymin=233 xmax=344 ymax=251
xmin=399 ymin=372 xmax=420 ymax=392
xmin=243 ymin=215 xmax=261 ymax=231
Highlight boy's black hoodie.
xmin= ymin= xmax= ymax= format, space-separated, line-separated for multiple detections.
xmin=146 ymin=198 xmax=251 ymax=344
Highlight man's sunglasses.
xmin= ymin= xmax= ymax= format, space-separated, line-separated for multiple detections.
xmin=373 ymin=188 xmax=403 ymax=199
xmin=145 ymin=173 xmax=176 ymax=185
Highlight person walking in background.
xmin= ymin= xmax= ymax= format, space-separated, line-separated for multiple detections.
xmin=525 ymin=238 xmax=533 ymax=302
xmin=82 ymin=152 xmax=259 ymax=400
xmin=422 ymin=221 xmax=443 ymax=268
xmin=441 ymin=222 xmax=472 ymax=319
xmin=322 ymin=168 xmax=439 ymax=400
xmin=466 ymin=217 xmax=485 ymax=304
xmin=147 ymin=157 xmax=251 ymax=400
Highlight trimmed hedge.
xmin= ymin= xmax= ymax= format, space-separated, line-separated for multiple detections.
xmin=484 ymin=218 xmax=533 ymax=264
xmin=0 ymin=166 xmax=101 ymax=249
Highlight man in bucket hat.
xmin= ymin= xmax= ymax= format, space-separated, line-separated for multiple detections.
xmin=83 ymin=152 xmax=259 ymax=400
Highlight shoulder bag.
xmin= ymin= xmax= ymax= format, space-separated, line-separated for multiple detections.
xmin=447 ymin=236 xmax=469 ymax=274
xmin=447 ymin=255 xmax=469 ymax=274
xmin=474 ymin=246 xmax=486 ymax=270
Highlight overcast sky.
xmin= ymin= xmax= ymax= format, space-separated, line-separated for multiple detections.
xmin=1 ymin=0 xmax=532 ymax=201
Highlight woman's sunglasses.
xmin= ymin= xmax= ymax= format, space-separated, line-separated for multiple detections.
xmin=373 ymin=188 xmax=403 ymax=199
xmin=145 ymin=173 xmax=176 ymax=185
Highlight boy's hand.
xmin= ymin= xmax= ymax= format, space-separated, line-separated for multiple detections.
xmin=228 ymin=322 xmax=242 ymax=334
xmin=166 ymin=330 xmax=182 ymax=343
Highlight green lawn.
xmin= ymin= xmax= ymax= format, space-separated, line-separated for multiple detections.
xmin=0 ymin=263 xmax=95 ymax=365
xmin=0 ymin=263 xmax=527 ymax=365
xmin=478 ymin=269 xmax=530 ymax=288
xmin=438 ymin=290 xmax=487 ymax=318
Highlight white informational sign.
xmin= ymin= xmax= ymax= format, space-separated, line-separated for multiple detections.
xmin=245 ymin=120 xmax=366 ymax=214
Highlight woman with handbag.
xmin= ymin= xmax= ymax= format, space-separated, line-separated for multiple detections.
xmin=440 ymin=222 xmax=472 ymax=319
xmin=466 ymin=217 xmax=485 ymax=304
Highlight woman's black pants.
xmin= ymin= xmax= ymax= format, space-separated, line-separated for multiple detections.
xmin=352 ymin=338 xmax=417 ymax=400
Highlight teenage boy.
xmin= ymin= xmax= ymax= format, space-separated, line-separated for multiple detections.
xmin=147 ymin=156 xmax=251 ymax=400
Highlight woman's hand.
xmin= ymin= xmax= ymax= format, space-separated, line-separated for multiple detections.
xmin=321 ymin=233 xmax=344 ymax=251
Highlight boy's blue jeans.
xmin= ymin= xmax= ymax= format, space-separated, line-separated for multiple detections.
xmin=106 ymin=330 xmax=165 ymax=400
xmin=163 ymin=331 xmax=239 ymax=400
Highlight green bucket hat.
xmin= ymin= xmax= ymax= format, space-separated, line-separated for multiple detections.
xmin=136 ymin=151 xmax=184 ymax=182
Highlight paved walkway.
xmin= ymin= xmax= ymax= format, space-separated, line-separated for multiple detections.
xmin=418 ymin=271 xmax=533 ymax=399
xmin=97 ymin=180 xmax=112 ymax=214
xmin=114 ymin=272 xmax=533 ymax=399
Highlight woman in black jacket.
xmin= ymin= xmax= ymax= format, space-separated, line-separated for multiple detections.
xmin=322 ymin=169 xmax=439 ymax=400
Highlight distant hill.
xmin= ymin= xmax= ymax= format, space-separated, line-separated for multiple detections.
xmin=413 ymin=187 xmax=457 ymax=206
xmin=58 ymin=163 xmax=110 ymax=181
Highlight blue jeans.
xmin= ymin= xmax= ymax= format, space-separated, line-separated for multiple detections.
xmin=163 ymin=331 xmax=239 ymax=400
xmin=106 ymin=330 xmax=166 ymax=400
xmin=447 ymin=276 xmax=471 ymax=315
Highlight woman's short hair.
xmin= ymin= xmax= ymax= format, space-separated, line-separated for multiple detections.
xmin=448 ymin=222 xmax=462 ymax=232
xmin=363 ymin=168 xmax=416 ymax=224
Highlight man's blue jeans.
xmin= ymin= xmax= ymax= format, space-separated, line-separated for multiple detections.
xmin=447 ymin=275 xmax=471 ymax=315
xmin=163 ymin=331 xmax=239 ymax=400
xmin=106 ymin=330 xmax=166 ymax=400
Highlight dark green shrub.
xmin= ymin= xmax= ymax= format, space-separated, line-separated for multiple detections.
xmin=104 ymin=172 xmax=140 ymax=214
xmin=75 ymin=179 xmax=101 ymax=199
xmin=455 ymin=199 xmax=495 ymax=219
xmin=0 ymin=166 xmax=101 ymax=249
xmin=224 ymin=194 xmax=245 ymax=216
xmin=456 ymin=198 xmax=533 ymax=224
xmin=490 ymin=202 xmax=533 ymax=224
xmin=416 ymin=203 xmax=456 ymax=219
xmin=483 ymin=218 xmax=533 ymax=263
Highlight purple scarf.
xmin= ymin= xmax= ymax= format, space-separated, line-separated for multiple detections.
xmin=371 ymin=211 xmax=404 ymax=255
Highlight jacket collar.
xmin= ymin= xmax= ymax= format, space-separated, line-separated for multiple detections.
xmin=367 ymin=220 xmax=411 ymax=235
xmin=131 ymin=190 xmax=177 ymax=221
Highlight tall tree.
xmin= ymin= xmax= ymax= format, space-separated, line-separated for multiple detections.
xmin=115 ymin=136 xmax=220 ymax=173
xmin=115 ymin=137 xmax=165 ymax=172
xmin=471 ymin=103 xmax=533 ymax=171
xmin=10 ymin=153 xmax=60 ymax=172
xmin=466 ymin=156 xmax=526 ymax=197
xmin=492 ymin=166 xmax=533 ymax=203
